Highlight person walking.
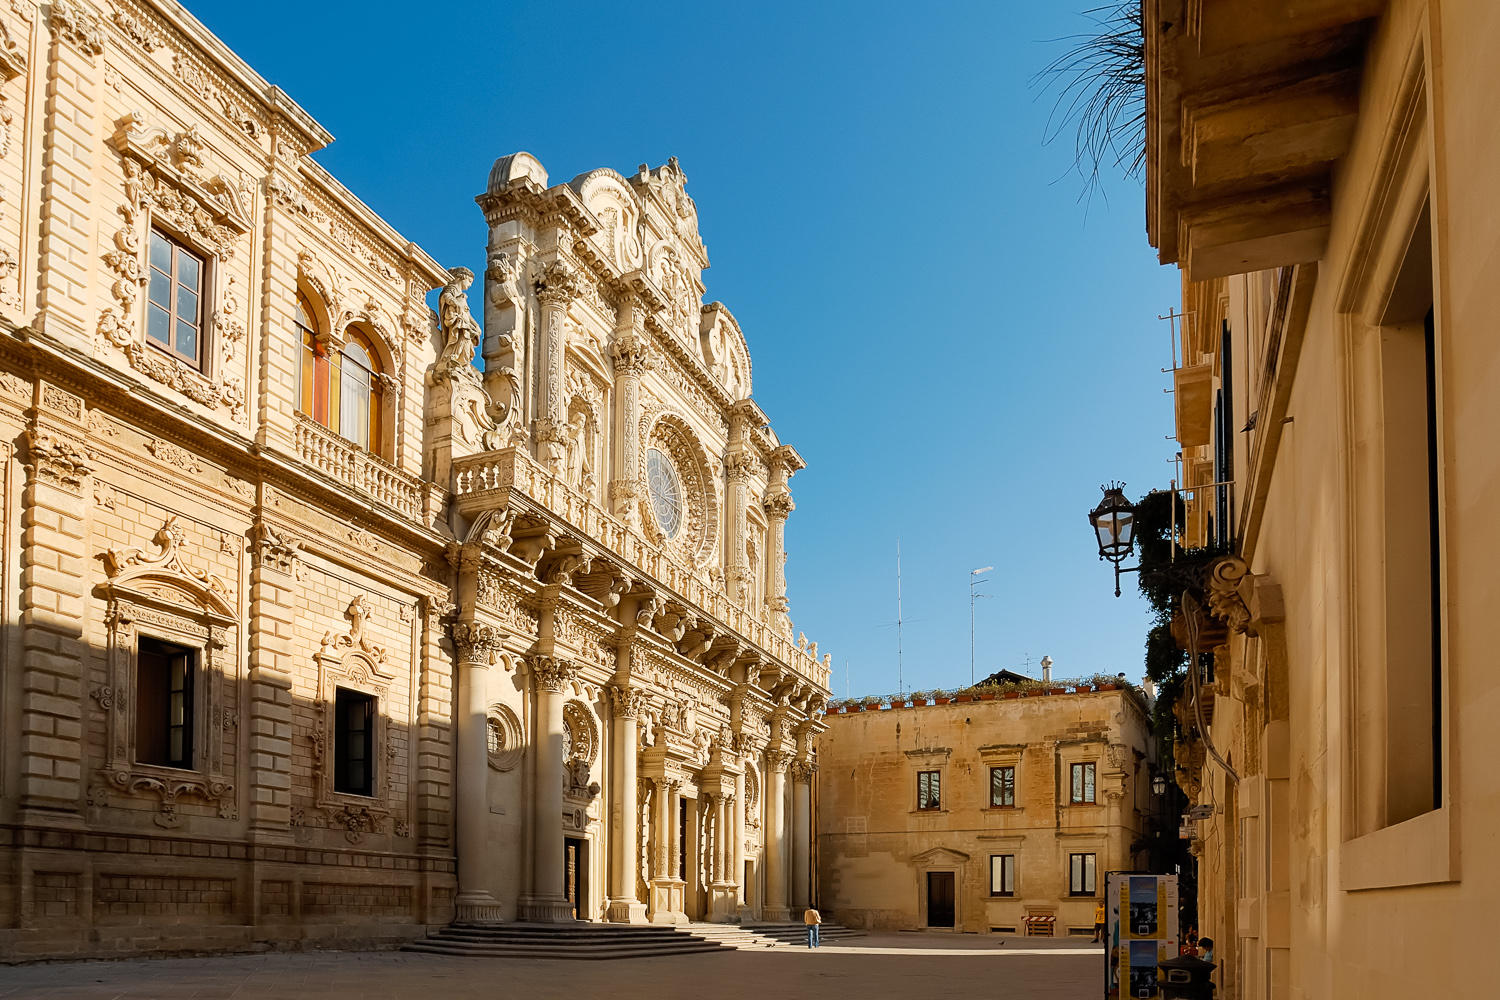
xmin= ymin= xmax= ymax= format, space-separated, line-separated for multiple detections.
xmin=803 ymin=906 xmax=822 ymax=948
xmin=1092 ymin=899 xmax=1107 ymax=942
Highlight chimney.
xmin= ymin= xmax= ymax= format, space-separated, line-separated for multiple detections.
xmin=1040 ymin=655 xmax=1053 ymax=683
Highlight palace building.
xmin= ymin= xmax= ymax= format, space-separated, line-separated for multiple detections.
xmin=0 ymin=0 xmax=828 ymax=960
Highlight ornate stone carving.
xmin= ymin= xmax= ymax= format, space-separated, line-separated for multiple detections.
xmin=102 ymin=515 xmax=230 ymax=600
xmin=145 ymin=437 xmax=203 ymax=474
xmin=451 ymin=621 xmax=504 ymax=664
xmin=248 ymin=521 xmax=301 ymax=577
xmin=50 ymin=0 xmax=105 ymax=58
xmin=535 ymin=260 xmax=580 ymax=304
xmin=320 ymin=595 xmax=387 ymax=667
xmin=562 ymin=700 xmax=600 ymax=765
xmin=789 ymin=759 xmax=817 ymax=783
xmin=763 ymin=492 xmax=794 ymax=520
xmin=1206 ymin=555 xmax=1252 ymax=634
xmin=110 ymin=6 xmax=162 ymax=51
xmin=608 ymin=683 xmax=650 ymax=720
xmin=24 ymin=428 xmax=93 ymax=492
xmin=528 ymin=654 xmax=578 ymax=693
xmin=486 ymin=703 xmax=524 ymax=771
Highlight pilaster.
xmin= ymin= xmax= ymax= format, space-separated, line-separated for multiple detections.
xmin=245 ymin=520 xmax=299 ymax=834
xmin=415 ymin=597 xmax=455 ymax=851
xmin=533 ymin=261 xmax=577 ymax=475
xmin=608 ymin=309 xmax=650 ymax=529
xmin=17 ymin=394 xmax=92 ymax=822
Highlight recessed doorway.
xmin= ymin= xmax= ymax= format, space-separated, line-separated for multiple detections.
xmin=565 ymin=836 xmax=588 ymax=921
xmin=926 ymin=871 xmax=955 ymax=928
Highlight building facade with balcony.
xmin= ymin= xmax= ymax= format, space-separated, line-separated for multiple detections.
xmin=815 ymin=684 xmax=1154 ymax=936
xmin=0 ymin=0 xmax=826 ymax=960
xmin=1143 ymin=1 xmax=1498 ymax=997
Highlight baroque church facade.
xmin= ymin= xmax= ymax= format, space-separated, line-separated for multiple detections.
xmin=0 ymin=0 xmax=828 ymax=959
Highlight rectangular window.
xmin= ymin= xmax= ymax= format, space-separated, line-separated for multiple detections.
xmin=989 ymin=855 xmax=1015 ymax=896
xmin=135 ymin=637 xmax=194 ymax=769
xmin=917 ymin=769 xmax=941 ymax=811
xmin=334 ymin=688 xmax=376 ymax=796
xmin=146 ymin=229 xmax=206 ymax=368
xmin=1069 ymin=853 xmax=1097 ymax=896
xmin=1070 ymin=762 xmax=1096 ymax=803
xmin=990 ymin=766 xmax=1016 ymax=807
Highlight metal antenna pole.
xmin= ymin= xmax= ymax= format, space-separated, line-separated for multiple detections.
xmin=969 ymin=566 xmax=993 ymax=687
xmin=896 ymin=539 xmax=904 ymax=697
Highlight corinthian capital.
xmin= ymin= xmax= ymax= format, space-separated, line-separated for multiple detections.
xmin=790 ymin=759 xmax=817 ymax=783
xmin=535 ymin=261 xmax=579 ymax=305
xmin=763 ymin=492 xmax=795 ymax=520
xmin=725 ymin=451 xmax=755 ymax=483
xmin=450 ymin=621 xmax=504 ymax=664
xmin=528 ymin=654 xmax=579 ymax=692
xmin=609 ymin=330 xmax=652 ymax=376
xmin=608 ymin=683 xmax=650 ymax=719
xmin=765 ymin=749 xmax=794 ymax=774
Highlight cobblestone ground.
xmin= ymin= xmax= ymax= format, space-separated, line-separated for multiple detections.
xmin=0 ymin=935 xmax=1104 ymax=1000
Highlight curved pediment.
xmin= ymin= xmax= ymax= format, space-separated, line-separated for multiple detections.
xmin=100 ymin=516 xmax=234 ymax=619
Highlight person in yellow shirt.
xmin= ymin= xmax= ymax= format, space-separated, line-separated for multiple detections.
xmin=804 ymin=906 xmax=822 ymax=948
xmin=1092 ymin=899 xmax=1107 ymax=942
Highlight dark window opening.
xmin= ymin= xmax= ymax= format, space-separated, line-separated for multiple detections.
xmin=334 ymin=688 xmax=376 ymax=796
xmin=136 ymin=637 xmax=194 ymax=769
xmin=1069 ymin=853 xmax=1097 ymax=896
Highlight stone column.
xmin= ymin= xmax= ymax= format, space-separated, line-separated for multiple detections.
xmin=533 ymin=261 xmax=578 ymax=474
xmin=606 ymin=684 xmax=648 ymax=923
xmin=764 ymin=446 xmax=802 ymax=634
xmin=521 ymin=655 xmax=577 ymax=922
xmin=17 ymin=419 xmax=92 ymax=822
xmin=246 ymin=522 xmax=300 ymax=835
xmin=452 ymin=622 xmax=505 ymax=922
xmin=608 ymin=316 xmax=650 ymax=528
xmin=762 ymin=752 xmax=792 ymax=922
xmin=649 ymin=776 xmax=686 ymax=924
xmin=790 ymin=760 xmax=814 ymax=912
xmin=733 ymin=768 xmax=747 ymax=914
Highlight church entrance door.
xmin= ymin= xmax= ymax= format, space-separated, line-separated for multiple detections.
xmin=565 ymin=837 xmax=588 ymax=921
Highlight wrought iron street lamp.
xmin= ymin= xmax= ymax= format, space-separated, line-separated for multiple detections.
xmin=1089 ymin=483 xmax=1139 ymax=597
xmin=1152 ymin=771 xmax=1168 ymax=796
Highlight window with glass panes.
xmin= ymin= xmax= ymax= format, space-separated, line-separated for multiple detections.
xmin=297 ymin=293 xmax=384 ymax=454
xmin=135 ymin=637 xmax=194 ymax=769
xmin=989 ymin=855 xmax=1015 ymax=896
xmin=147 ymin=230 xmax=205 ymax=367
xmin=1069 ymin=852 xmax=1097 ymax=895
xmin=1070 ymin=761 xmax=1097 ymax=803
xmin=990 ymin=765 xmax=1015 ymax=807
xmin=917 ymin=769 xmax=941 ymax=810
xmin=334 ymin=688 xmax=376 ymax=796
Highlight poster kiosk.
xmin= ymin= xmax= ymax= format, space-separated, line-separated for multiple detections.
xmin=1103 ymin=871 xmax=1179 ymax=999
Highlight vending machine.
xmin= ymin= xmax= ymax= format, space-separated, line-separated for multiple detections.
xmin=1103 ymin=872 xmax=1179 ymax=999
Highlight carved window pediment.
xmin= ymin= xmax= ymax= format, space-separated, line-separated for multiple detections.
xmin=93 ymin=519 xmax=238 ymax=828
xmin=109 ymin=115 xmax=253 ymax=240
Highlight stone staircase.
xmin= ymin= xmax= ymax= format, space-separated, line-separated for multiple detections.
xmin=402 ymin=919 xmax=863 ymax=960
xmin=740 ymin=921 xmax=865 ymax=946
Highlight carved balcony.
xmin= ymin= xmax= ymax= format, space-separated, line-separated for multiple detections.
xmin=294 ymin=412 xmax=421 ymax=521
xmin=453 ymin=446 xmax=830 ymax=690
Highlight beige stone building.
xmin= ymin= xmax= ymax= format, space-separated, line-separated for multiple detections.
xmin=0 ymin=0 xmax=827 ymax=960
xmin=816 ymin=682 xmax=1154 ymax=935
xmin=1143 ymin=1 xmax=1500 ymax=997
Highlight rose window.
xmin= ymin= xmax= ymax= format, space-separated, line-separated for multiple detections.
xmin=646 ymin=447 xmax=683 ymax=539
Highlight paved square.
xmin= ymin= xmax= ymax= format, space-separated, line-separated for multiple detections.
xmin=0 ymin=935 xmax=1103 ymax=1000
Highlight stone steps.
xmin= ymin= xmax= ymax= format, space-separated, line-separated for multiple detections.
xmin=403 ymin=922 xmax=732 ymax=961
xmin=402 ymin=919 xmax=863 ymax=960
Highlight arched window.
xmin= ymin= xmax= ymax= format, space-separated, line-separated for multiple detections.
xmin=297 ymin=291 xmax=384 ymax=454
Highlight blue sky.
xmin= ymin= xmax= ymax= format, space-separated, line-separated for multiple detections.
xmin=194 ymin=1 xmax=1178 ymax=698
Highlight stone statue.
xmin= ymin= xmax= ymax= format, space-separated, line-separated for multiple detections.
xmin=565 ymin=410 xmax=589 ymax=488
xmin=436 ymin=266 xmax=482 ymax=376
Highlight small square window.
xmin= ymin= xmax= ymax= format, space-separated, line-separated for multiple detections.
xmin=1069 ymin=853 xmax=1097 ymax=896
xmin=146 ymin=229 xmax=207 ymax=369
xmin=989 ymin=855 xmax=1015 ymax=896
xmin=135 ymin=637 xmax=195 ymax=770
xmin=334 ymin=688 xmax=376 ymax=796
xmin=990 ymin=766 xmax=1016 ymax=807
xmin=917 ymin=769 xmax=941 ymax=811
xmin=1070 ymin=762 xmax=1096 ymax=804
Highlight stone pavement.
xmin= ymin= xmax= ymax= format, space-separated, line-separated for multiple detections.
xmin=0 ymin=933 xmax=1104 ymax=999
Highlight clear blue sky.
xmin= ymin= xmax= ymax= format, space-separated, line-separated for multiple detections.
xmin=195 ymin=0 xmax=1178 ymax=698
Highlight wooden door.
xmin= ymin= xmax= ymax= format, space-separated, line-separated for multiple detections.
xmin=926 ymin=871 xmax=955 ymax=928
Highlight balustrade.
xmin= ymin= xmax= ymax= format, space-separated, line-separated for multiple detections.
xmin=294 ymin=413 xmax=421 ymax=521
